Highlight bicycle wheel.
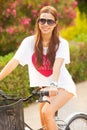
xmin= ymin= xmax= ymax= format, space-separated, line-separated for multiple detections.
xmin=65 ymin=113 xmax=87 ymax=130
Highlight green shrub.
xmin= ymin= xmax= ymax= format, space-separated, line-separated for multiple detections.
xmin=67 ymin=42 xmax=87 ymax=82
xmin=61 ymin=8 xmax=87 ymax=42
xmin=77 ymin=0 xmax=87 ymax=14
xmin=60 ymin=7 xmax=87 ymax=82
xmin=0 ymin=53 xmax=31 ymax=98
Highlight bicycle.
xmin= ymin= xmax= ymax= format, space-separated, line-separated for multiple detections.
xmin=0 ymin=89 xmax=87 ymax=130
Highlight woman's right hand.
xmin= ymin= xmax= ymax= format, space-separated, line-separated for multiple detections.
xmin=40 ymin=86 xmax=58 ymax=97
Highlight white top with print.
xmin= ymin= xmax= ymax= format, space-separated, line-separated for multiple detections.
xmin=13 ymin=35 xmax=76 ymax=95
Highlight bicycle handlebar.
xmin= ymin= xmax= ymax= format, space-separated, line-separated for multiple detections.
xmin=0 ymin=89 xmax=50 ymax=103
xmin=0 ymin=90 xmax=20 ymax=101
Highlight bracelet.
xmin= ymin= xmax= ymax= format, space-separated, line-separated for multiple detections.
xmin=50 ymin=81 xmax=58 ymax=87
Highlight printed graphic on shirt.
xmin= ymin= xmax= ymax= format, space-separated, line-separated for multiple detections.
xmin=32 ymin=53 xmax=53 ymax=77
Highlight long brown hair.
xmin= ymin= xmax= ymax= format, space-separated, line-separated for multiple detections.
xmin=34 ymin=6 xmax=60 ymax=68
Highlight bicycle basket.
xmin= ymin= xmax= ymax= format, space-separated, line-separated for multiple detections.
xmin=0 ymin=99 xmax=24 ymax=130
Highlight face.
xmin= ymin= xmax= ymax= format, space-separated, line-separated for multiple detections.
xmin=38 ymin=13 xmax=56 ymax=35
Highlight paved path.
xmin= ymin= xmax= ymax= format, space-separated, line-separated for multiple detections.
xmin=24 ymin=81 xmax=87 ymax=129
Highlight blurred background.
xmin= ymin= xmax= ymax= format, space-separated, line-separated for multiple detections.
xmin=0 ymin=0 xmax=87 ymax=98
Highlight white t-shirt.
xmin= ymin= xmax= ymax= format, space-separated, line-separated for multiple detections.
xmin=13 ymin=35 xmax=76 ymax=95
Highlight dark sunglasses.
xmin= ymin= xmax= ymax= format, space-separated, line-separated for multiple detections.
xmin=38 ymin=18 xmax=55 ymax=26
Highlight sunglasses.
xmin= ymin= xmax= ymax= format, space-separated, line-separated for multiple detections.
xmin=38 ymin=18 xmax=55 ymax=26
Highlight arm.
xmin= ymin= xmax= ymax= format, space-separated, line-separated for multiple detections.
xmin=49 ymin=39 xmax=70 ymax=95
xmin=52 ymin=58 xmax=64 ymax=82
xmin=49 ymin=58 xmax=64 ymax=96
xmin=0 ymin=58 xmax=19 ymax=81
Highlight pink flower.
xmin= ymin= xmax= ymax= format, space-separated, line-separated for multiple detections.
xmin=38 ymin=4 xmax=42 ymax=8
xmin=6 ymin=8 xmax=11 ymax=13
xmin=12 ymin=9 xmax=16 ymax=17
xmin=57 ymin=13 xmax=62 ymax=18
xmin=64 ymin=7 xmax=69 ymax=14
xmin=17 ymin=0 xmax=21 ymax=3
xmin=6 ymin=27 xmax=14 ymax=34
xmin=6 ymin=8 xmax=11 ymax=17
xmin=32 ymin=9 xmax=37 ymax=14
xmin=30 ymin=30 xmax=34 ymax=35
xmin=20 ymin=18 xmax=31 ymax=26
xmin=72 ymin=1 xmax=78 ymax=9
xmin=27 ymin=4 xmax=32 ymax=9
xmin=11 ymin=2 xmax=17 ymax=9
xmin=32 ymin=9 xmax=38 ymax=17
xmin=69 ymin=11 xmax=76 ymax=19
xmin=54 ymin=0 xmax=59 ymax=3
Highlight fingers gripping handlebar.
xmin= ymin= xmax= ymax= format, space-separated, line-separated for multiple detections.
xmin=32 ymin=90 xmax=50 ymax=104
xmin=32 ymin=90 xmax=49 ymax=96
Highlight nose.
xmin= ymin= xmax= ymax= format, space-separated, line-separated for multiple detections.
xmin=44 ymin=21 xmax=48 ymax=26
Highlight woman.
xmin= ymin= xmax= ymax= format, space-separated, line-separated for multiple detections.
xmin=0 ymin=6 xmax=76 ymax=130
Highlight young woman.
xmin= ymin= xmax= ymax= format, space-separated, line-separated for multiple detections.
xmin=0 ymin=6 xmax=76 ymax=130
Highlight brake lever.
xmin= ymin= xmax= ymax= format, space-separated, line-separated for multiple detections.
xmin=36 ymin=96 xmax=50 ymax=104
xmin=32 ymin=88 xmax=40 ymax=95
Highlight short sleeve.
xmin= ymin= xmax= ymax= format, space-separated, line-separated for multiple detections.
xmin=56 ymin=37 xmax=70 ymax=64
xmin=13 ymin=37 xmax=31 ymax=66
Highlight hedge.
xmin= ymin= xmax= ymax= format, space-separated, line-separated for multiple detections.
xmin=67 ymin=42 xmax=87 ymax=82
xmin=0 ymin=53 xmax=30 ymax=97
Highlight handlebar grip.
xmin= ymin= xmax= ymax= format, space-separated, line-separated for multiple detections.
xmin=40 ymin=91 xmax=49 ymax=96
xmin=32 ymin=90 xmax=49 ymax=96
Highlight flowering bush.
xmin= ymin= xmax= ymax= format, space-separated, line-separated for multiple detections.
xmin=0 ymin=0 xmax=77 ymax=55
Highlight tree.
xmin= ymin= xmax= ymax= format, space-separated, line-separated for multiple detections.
xmin=76 ymin=0 xmax=87 ymax=14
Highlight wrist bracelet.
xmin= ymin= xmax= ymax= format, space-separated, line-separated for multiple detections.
xmin=50 ymin=81 xmax=58 ymax=87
